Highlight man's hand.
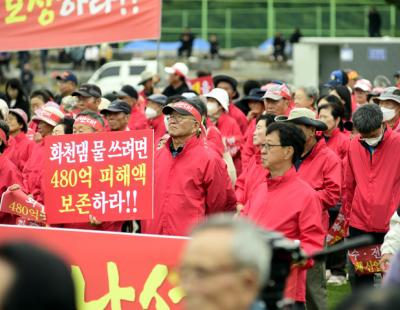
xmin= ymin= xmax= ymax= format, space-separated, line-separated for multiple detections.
xmin=8 ymin=184 xmax=21 ymax=191
xmin=89 ymin=215 xmax=102 ymax=226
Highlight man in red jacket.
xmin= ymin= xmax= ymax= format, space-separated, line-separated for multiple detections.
xmin=277 ymin=107 xmax=342 ymax=310
xmin=242 ymin=122 xmax=325 ymax=308
xmin=141 ymin=101 xmax=236 ymax=236
xmin=343 ymin=103 xmax=400 ymax=289
xmin=213 ymin=75 xmax=248 ymax=134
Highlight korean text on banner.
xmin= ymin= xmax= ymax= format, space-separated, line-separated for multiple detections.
xmin=0 ymin=225 xmax=186 ymax=310
xmin=0 ymin=0 xmax=161 ymax=51
xmin=43 ymin=130 xmax=154 ymax=224
xmin=0 ymin=189 xmax=45 ymax=222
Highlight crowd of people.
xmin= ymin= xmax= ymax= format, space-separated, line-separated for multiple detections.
xmin=1 ymin=61 xmax=400 ymax=309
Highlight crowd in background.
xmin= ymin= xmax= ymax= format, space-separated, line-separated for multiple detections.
xmin=0 ymin=59 xmax=400 ymax=309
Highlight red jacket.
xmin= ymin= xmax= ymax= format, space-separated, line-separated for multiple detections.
xmin=324 ymin=128 xmax=350 ymax=161
xmin=142 ymin=136 xmax=237 ymax=236
xmin=235 ymin=149 xmax=267 ymax=205
xmin=0 ymin=153 xmax=23 ymax=224
xmin=3 ymin=135 xmax=16 ymax=160
xmin=296 ymin=138 xmax=342 ymax=230
xmin=229 ymin=103 xmax=248 ymax=134
xmin=242 ymin=167 xmax=325 ymax=302
xmin=148 ymin=114 xmax=166 ymax=146
xmin=23 ymin=142 xmax=45 ymax=204
xmin=241 ymin=119 xmax=257 ymax=170
xmin=8 ymin=132 xmax=36 ymax=172
xmin=209 ymin=113 xmax=243 ymax=176
xmin=342 ymin=128 xmax=400 ymax=233
xmin=205 ymin=126 xmax=225 ymax=157
xmin=128 ymin=107 xmax=149 ymax=130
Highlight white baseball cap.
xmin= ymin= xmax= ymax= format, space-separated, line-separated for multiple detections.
xmin=205 ymin=88 xmax=230 ymax=111
xmin=165 ymin=62 xmax=189 ymax=78
xmin=354 ymin=79 xmax=372 ymax=92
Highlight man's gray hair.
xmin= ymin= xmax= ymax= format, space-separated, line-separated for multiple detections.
xmin=353 ymin=103 xmax=383 ymax=134
xmin=298 ymin=86 xmax=319 ymax=100
xmin=191 ymin=214 xmax=272 ymax=286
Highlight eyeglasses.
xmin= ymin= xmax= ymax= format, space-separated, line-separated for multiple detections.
xmin=261 ymin=143 xmax=283 ymax=150
xmin=179 ymin=264 xmax=241 ymax=280
xmin=168 ymin=114 xmax=195 ymax=123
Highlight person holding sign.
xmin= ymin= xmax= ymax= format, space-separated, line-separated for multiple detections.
xmin=141 ymin=100 xmax=236 ymax=236
xmin=0 ymin=121 xmax=23 ymax=225
xmin=342 ymin=104 xmax=400 ymax=289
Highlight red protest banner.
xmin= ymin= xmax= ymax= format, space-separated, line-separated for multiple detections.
xmin=348 ymin=245 xmax=382 ymax=275
xmin=0 ymin=225 xmax=187 ymax=310
xmin=0 ymin=0 xmax=161 ymax=51
xmin=326 ymin=211 xmax=348 ymax=246
xmin=43 ymin=130 xmax=154 ymax=224
xmin=0 ymin=189 xmax=45 ymax=223
xmin=189 ymin=76 xmax=214 ymax=95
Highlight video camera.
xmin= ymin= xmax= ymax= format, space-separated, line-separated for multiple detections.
xmin=259 ymin=231 xmax=374 ymax=310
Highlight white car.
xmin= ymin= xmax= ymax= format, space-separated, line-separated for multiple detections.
xmin=87 ymin=59 xmax=159 ymax=95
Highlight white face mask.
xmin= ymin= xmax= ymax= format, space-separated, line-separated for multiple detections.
xmin=164 ymin=115 xmax=169 ymax=131
xmin=362 ymin=128 xmax=384 ymax=147
xmin=380 ymin=106 xmax=396 ymax=122
xmin=145 ymin=107 xmax=158 ymax=119
xmin=207 ymin=102 xmax=219 ymax=116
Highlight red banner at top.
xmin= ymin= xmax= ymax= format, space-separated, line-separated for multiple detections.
xmin=0 ymin=0 xmax=161 ymax=51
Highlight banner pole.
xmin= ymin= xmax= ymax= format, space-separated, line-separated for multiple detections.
xmin=156 ymin=38 xmax=161 ymax=75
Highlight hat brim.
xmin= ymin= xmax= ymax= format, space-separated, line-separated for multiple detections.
xmin=278 ymin=116 xmax=328 ymax=131
xmin=56 ymin=76 xmax=77 ymax=84
xmin=72 ymin=90 xmax=92 ymax=97
xmin=354 ymin=87 xmax=370 ymax=93
xmin=323 ymin=81 xmax=340 ymax=88
xmin=262 ymin=93 xmax=283 ymax=101
xmin=100 ymin=108 xmax=130 ymax=114
xmin=241 ymin=96 xmax=263 ymax=105
xmin=113 ymin=90 xmax=131 ymax=98
xmin=373 ymin=95 xmax=400 ymax=104
xmin=165 ymin=67 xmax=175 ymax=75
xmin=138 ymin=78 xmax=152 ymax=85
xmin=32 ymin=115 xmax=57 ymax=127
xmin=149 ymin=100 xmax=166 ymax=106
xmin=162 ymin=105 xmax=192 ymax=116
